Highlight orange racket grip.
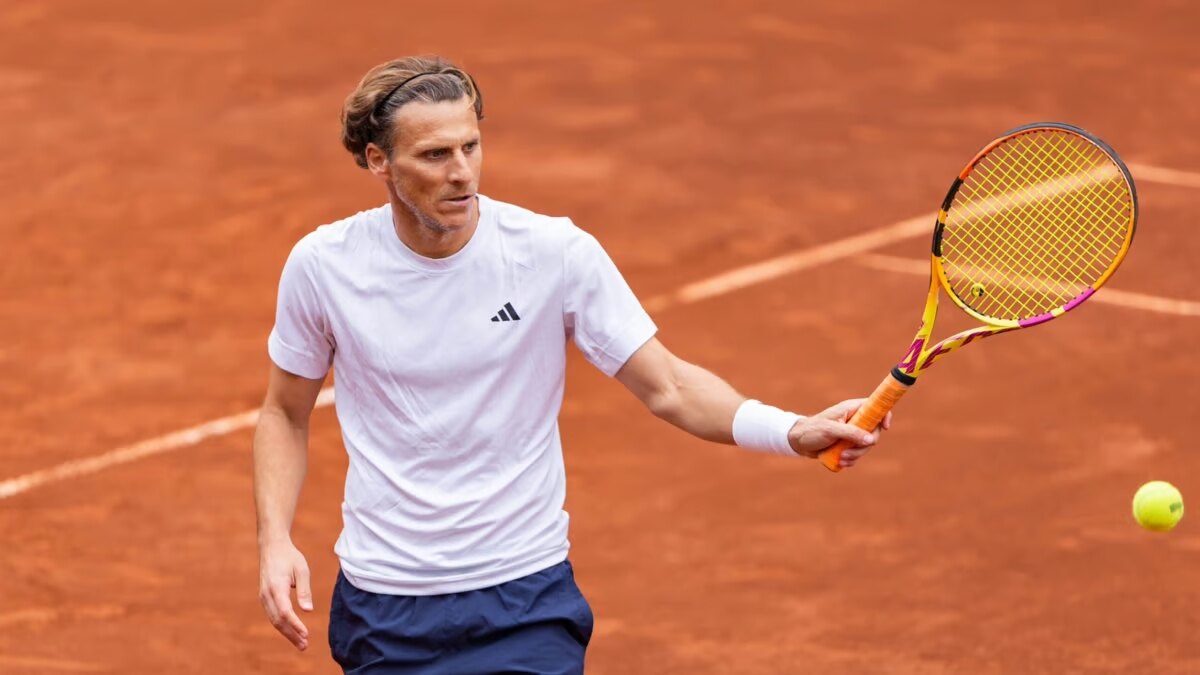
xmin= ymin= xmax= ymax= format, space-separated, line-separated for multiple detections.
xmin=819 ymin=371 xmax=911 ymax=472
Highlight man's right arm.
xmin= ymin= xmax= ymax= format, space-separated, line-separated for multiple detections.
xmin=253 ymin=364 xmax=325 ymax=652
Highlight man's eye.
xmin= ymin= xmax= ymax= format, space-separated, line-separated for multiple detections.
xmin=463 ymin=142 xmax=478 ymax=153
xmin=425 ymin=149 xmax=447 ymax=159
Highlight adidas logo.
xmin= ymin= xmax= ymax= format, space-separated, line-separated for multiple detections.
xmin=490 ymin=302 xmax=521 ymax=322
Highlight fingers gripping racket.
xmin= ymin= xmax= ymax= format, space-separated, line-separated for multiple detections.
xmin=820 ymin=122 xmax=1138 ymax=472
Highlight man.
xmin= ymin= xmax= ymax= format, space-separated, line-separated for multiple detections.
xmin=254 ymin=55 xmax=889 ymax=674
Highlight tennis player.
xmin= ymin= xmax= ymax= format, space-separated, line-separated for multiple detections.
xmin=253 ymin=55 xmax=891 ymax=674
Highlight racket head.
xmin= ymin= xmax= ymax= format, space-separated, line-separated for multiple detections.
xmin=931 ymin=122 xmax=1138 ymax=328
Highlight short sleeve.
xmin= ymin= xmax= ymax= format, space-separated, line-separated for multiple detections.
xmin=563 ymin=226 xmax=657 ymax=376
xmin=267 ymin=235 xmax=334 ymax=379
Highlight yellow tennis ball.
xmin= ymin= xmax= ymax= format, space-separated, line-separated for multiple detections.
xmin=1132 ymin=481 xmax=1184 ymax=532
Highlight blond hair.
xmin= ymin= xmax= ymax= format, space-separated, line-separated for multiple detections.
xmin=340 ymin=56 xmax=484 ymax=169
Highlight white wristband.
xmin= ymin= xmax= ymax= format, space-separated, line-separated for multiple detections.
xmin=732 ymin=399 xmax=803 ymax=457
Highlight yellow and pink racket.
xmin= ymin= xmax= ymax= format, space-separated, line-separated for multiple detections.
xmin=821 ymin=122 xmax=1138 ymax=471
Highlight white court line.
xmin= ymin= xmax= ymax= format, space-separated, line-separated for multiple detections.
xmin=1 ymin=162 xmax=1197 ymax=500
xmin=1127 ymin=163 xmax=1200 ymax=189
xmin=665 ymin=214 xmax=933 ymax=306
xmin=0 ymin=389 xmax=335 ymax=500
xmin=856 ymin=253 xmax=1200 ymax=317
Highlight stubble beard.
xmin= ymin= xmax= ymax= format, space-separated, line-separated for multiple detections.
xmin=395 ymin=190 xmax=456 ymax=235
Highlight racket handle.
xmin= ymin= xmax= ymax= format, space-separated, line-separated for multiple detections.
xmin=819 ymin=370 xmax=911 ymax=472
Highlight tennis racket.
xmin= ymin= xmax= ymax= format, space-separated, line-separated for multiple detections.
xmin=820 ymin=122 xmax=1138 ymax=472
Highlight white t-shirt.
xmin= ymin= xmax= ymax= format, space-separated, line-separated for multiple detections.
xmin=268 ymin=195 xmax=657 ymax=595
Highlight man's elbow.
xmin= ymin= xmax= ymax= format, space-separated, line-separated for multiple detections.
xmin=644 ymin=383 xmax=683 ymax=423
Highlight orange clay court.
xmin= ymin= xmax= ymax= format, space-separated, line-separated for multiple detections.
xmin=2 ymin=1 xmax=1199 ymax=673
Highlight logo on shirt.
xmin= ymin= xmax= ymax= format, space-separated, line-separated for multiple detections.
xmin=490 ymin=302 xmax=522 ymax=322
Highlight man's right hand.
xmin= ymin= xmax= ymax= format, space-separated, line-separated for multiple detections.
xmin=258 ymin=539 xmax=314 ymax=651
xmin=787 ymin=398 xmax=892 ymax=467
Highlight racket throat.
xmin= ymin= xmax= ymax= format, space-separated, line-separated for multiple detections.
xmin=895 ymin=332 xmax=933 ymax=379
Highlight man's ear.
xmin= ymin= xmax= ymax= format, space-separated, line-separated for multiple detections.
xmin=365 ymin=143 xmax=391 ymax=178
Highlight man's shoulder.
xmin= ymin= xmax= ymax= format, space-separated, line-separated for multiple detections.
xmin=291 ymin=204 xmax=388 ymax=258
xmin=317 ymin=204 xmax=389 ymax=243
xmin=482 ymin=195 xmax=588 ymax=245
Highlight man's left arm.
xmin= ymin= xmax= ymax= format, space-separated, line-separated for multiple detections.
xmin=614 ymin=337 xmax=889 ymax=468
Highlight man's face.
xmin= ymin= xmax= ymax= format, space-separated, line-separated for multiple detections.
xmin=372 ymin=97 xmax=482 ymax=233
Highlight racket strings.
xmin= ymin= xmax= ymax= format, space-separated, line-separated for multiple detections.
xmin=1006 ymin=136 xmax=1127 ymax=268
xmin=970 ymin=142 xmax=1118 ymax=307
xmin=974 ymin=134 xmax=1127 ymax=281
xmin=947 ymin=156 xmax=1090 ymax=317
xmin=975 ymin=140 xmax=1117 ymax=288
xmin=940 ymin=129 xmax=1132 ymax=321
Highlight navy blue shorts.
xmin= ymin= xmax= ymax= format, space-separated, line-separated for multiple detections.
xmin=328 ymin=560 xmax=594 ymax=674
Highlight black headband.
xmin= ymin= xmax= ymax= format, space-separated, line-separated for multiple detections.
xmin=372 ymin=71 xmax=439 ymax=117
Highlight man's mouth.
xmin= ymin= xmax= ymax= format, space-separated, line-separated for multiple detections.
xmin=445 ymin=194 xmax=474 ymax=204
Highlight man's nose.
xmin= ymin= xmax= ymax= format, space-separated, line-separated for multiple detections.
xmin=447 ymin=151 xmax=473 ymax=183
